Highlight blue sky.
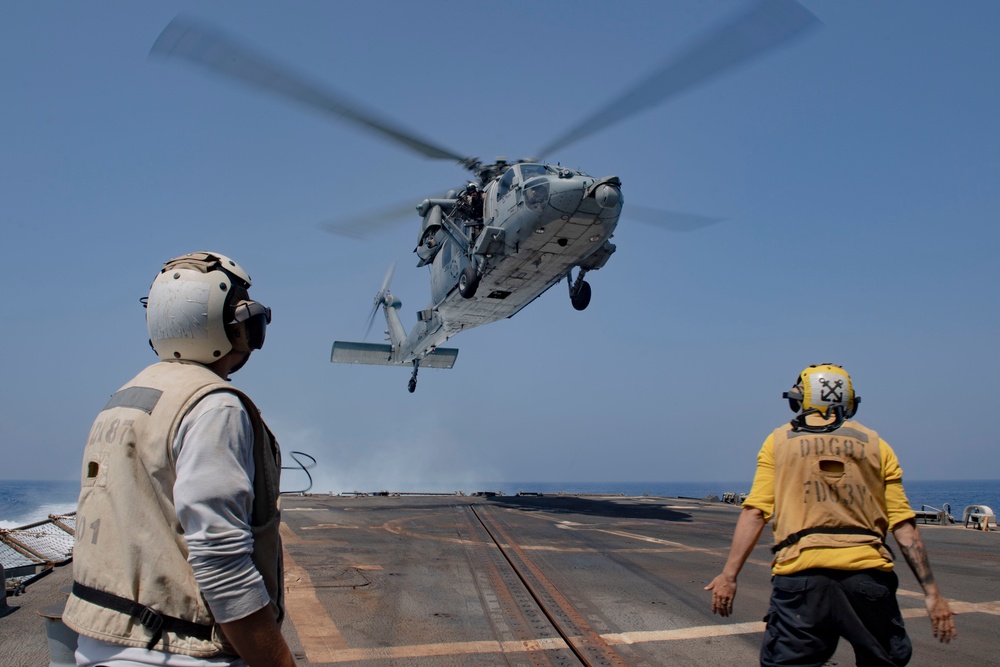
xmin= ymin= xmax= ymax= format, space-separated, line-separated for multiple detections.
xmin=2 ymin=1 xmax=997 ymax=492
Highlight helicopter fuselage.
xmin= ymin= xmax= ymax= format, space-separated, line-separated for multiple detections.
xmin=409 ymin=163 xmax=622 ymax=358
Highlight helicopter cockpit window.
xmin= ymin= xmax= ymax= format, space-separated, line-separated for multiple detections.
xmin=518 ymin=164 xmax=550 ymax=181
xmin=496 ymin=168 xmax=516 ymax=201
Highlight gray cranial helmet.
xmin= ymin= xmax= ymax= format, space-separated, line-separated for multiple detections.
xmin=146 ymin=251 xmax=269 ymax=364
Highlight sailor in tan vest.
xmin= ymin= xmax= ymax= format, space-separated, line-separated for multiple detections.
xmin=706 ymin=364 xmax=956 ymax=666
xmin=63 ymin=252 xmax=295 ymax=667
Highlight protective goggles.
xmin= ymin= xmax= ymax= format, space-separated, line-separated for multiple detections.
xmin=231 ymin=300 xmax=271 ymax=351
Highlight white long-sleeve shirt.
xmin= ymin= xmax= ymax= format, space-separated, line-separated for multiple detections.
xmin=76 ymin=390 xmax=268 ymax=667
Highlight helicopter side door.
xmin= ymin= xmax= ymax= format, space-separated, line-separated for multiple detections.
xmin=482 ymin=179 xmax=498 ymax=223
xmin=492 ymin=167 xmax=518 ymax=226
xmin=430 ymin=236 xmax=458 ymax=305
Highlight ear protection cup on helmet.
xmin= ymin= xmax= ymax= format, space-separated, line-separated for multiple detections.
xmin=783 ymin=376 xmax=804 ymax=413
xmin=844 ymin=394 xmax=860 ymax=419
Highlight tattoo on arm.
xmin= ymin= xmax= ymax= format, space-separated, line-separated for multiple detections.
xmin=900 ymin=540 xmax=936 ymax=587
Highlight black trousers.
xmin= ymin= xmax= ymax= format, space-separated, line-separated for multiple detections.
xmin=760 ymin=568 xmax=913 ymax=667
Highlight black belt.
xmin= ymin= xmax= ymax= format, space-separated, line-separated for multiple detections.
xmin=771 ymin=527 xmax=886 ymax=554
xmin=72 ymin=581 xmax=214 ymax=650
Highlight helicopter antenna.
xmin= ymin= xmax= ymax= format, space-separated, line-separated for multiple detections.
xmin=536 ymin=0 xmax=819 ymax=158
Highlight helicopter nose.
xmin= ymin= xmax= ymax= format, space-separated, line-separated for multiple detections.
xmin=523 ymin=178 xmax=549 ymax=213
xmin=594 ymin=183 xmax=621 ymax=209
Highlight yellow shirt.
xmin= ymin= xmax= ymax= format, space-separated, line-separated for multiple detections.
xmin=743 ymin=427 xmax=916 ymax=575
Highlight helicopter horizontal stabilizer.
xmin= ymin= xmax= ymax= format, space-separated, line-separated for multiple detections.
xmin=331 ymin=341 xmax=459 ymax=369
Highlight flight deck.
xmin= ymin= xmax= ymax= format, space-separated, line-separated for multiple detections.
xmin=3 ymin=493 xmax=997 ymax=666
xmin=275 ymin=493 xmax=993 ymax=666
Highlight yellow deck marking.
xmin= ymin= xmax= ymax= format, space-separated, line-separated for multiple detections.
xmin=591 ymin=528 xmax=772 ymax=568
xmin=301 ymin=638 xmax=569 ymax=664
xmin=890 ymin=588 xmax=1000 ymax=615
xmin=381 ymin=515 xmax=481 ymax=546
xmin=285 ymin=601 xmax=999 ymax=663
xmin=279 ymin=522 xmax=300 ymax=544
xmin=596 ymin=529 xmax=704 ymax=549
xmin=282 ymin=544 xmax=350 ymax=658
xmin=934 ymin=600 xmax=1000 ymax=615
xmin=604 ymin=621 xmax=766 ymax=644
xmin=469 ymin=517 xmax=777 ymax=566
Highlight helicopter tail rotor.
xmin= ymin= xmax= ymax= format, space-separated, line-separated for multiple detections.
xmin=364 ymin=262 xmax=396 ymax=340
xmin=331 ymin=260 xmax=458 ymax=392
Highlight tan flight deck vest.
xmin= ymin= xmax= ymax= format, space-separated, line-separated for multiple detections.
xmin=62 ymin=361 xmax=284 ymax=657
xmin=770 ymin=420 xmax=894 ymax=566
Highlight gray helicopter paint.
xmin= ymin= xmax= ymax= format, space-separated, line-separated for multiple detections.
xmin=334 ymin=165 xmax=622 ymax=375
xmin=433 ymin=167 xmax=621 ymax=333
xmin=419 ymin=165 xmax=621 ymax=343
xmin=331 ymin=341 xmax=458 ymax=369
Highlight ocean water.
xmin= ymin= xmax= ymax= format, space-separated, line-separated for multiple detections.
xmin=0 ymin=479 xmax=80 ymax=529
xmin=899 ymin=479 xmax=1000 ymax=519
xmin=487 ymin=480 xmax=1000 ymax=519
xmin=484 ymin=481 xmax=754 ymax=500
xmin=2 ymin=479 xmax=998 ymax=529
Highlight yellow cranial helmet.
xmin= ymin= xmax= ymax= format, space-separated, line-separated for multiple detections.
xmin=783 ymin=364 xmax=860 ymax=431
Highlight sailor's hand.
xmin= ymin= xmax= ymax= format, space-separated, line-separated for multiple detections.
xmin=705 ymin=574 xmax=737 ymax=617
xmin=925 ymin=593 xmax=957 ymax=643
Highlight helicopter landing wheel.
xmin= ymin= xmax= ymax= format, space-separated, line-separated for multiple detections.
xmin=571 ymin=280 xmax=592 ymax=311
xmin=458 ymin=267 xmax=480 ymax=299
xmin=408 ymin=361 xmax=419 ymax=393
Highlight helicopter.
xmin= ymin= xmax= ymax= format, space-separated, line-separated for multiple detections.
xmin=151 ymin=0 xmax=818 ymax=393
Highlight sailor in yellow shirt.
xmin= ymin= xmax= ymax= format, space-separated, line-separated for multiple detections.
xmin=706 ymin=364 xmax=956 ymax=667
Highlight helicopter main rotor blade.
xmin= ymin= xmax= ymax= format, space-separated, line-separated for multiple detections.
xmin=624 ymin=205 xmax=727 ymax=232
xmin=319 ymin=187 xmax=457 ymax=240
xmin=320 ymin=201 xmax=419 ymax=240
xmin=151 ymin=17 xmax=470 ymax=163
xmin=536 ymin=0 xmax=819 ymax=158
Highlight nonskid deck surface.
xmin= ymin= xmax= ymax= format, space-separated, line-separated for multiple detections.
xmin=3 ymin=494 xmax=998 ymax=666
xmin=276 ymin=494 xmax=998 ymax=666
